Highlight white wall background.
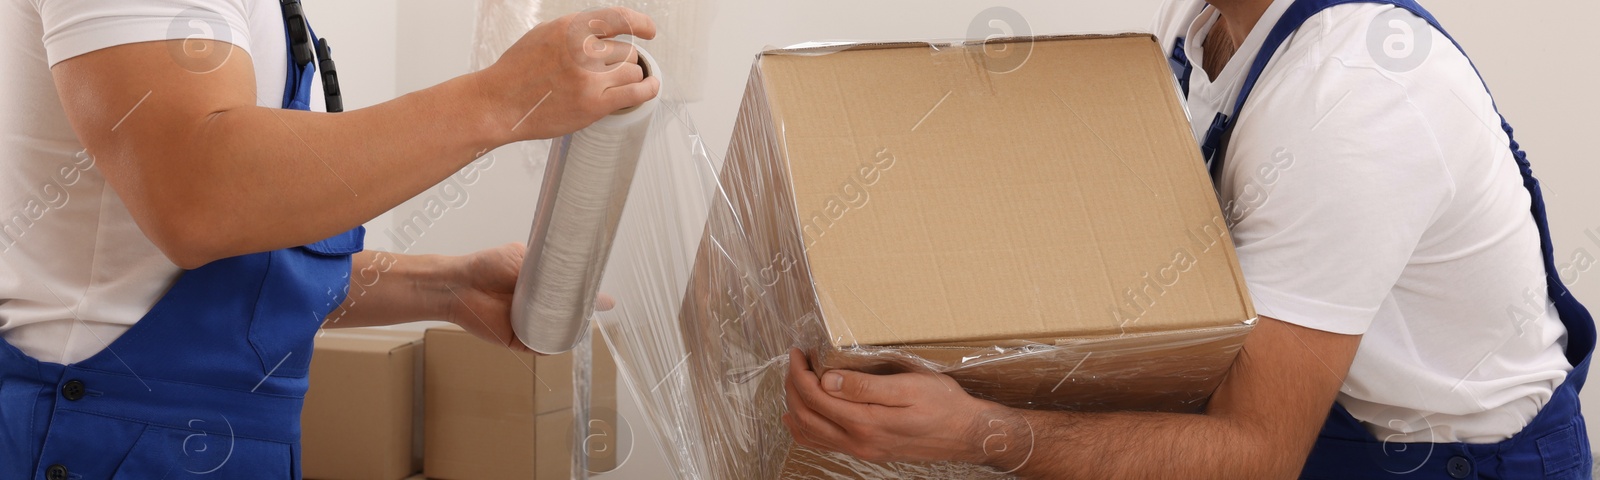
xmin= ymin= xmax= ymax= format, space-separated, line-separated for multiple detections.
xmin=302 ymin=0 xmax=1600 ymax=477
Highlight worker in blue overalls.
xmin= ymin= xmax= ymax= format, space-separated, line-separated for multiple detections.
xmin=1 ymin=2 xmax=655 ymax=478
xmin=783 ymin=0 xmax=1594 ymax=478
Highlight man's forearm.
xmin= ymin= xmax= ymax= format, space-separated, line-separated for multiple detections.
xmin=163 ymin=74 xmax=508 ymax=264
xmin=323 ymin=250 xmax=457 ymax=329
xmin=984 ymin=408 xmax=1293 ymax=479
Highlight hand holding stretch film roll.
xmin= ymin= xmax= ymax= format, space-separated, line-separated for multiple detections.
xmin=512 ymin=45 xmax=659 ymax=354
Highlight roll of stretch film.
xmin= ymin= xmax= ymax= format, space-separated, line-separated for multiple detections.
xmin=512 ymin=45 xmax=660 ymax=354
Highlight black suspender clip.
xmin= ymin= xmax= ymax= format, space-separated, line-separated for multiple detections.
xmin=278 ymin=0 xmax=343 ymax=113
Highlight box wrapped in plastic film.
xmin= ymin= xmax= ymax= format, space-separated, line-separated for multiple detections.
xmin=597 ymin=33 xmax=1257 ymax=479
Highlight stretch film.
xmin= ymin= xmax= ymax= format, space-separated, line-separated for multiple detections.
xmin=511 ymin=46 xmax=661 ymax=354
xmin=470 ymin=0 xmax=553 ymax=175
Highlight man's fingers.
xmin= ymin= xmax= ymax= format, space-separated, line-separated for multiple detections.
xmin=601 ymin=62 xmax=645 ymax=86
xmin=604 ymin=43 xmax=640 ymax=67
xmin=784 ymin=384 xmax=847 ymax=444
xmin=789 ymin=363 xmax=877 ymax=427
xmin=783 ymin=414 xmax=828 ymax=451
xmin=580 ymin=38 xmax=635 ymax=66
xmin=576 ymin=7 xmax=657 ymax=41
xmin=784 ymin=354 xmax=849 ymax=443
xmin=624 ymin=47 xmax=640 ymax=67
xmin=789 ymin=348 xmax=810 ymax=372
xmin=594 ymin=293 xmax=616 ymax=312
xmin=601 ymin=76 xmax=659 ymax=111
xmin=821 ymin=370 xmax=933 ymax=407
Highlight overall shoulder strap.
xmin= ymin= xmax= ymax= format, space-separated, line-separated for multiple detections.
xmin=278 ymin=0 xmax=316 ymax=111
xmin=278 ymin=0 xmax=343 ymax=112
xmin=1229 ymin=0 xmax=1595 ymax=376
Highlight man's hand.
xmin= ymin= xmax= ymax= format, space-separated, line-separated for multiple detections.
xmin=440 ymin=243 xmax=617 ymax=352
xmin=326 ymin=243 xmax=615 ymax=353
xmin=477 ymin=7 xmax=661 ymax=142
xmin=782 ymin=317 xmax=1361 ymax=478
xmin=439 ymin=243 xmax=526 ymax=350
xmin=782 ymin=349 xmax=1026 ymax=468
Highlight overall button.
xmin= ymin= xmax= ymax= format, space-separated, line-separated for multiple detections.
xmin=44 ymin=464 xmax=68 ymax=480
xmin=60 ymin=380 xmax=85 ymax=401
xmin=1446 ymin=455 xmax=1471 ymax=478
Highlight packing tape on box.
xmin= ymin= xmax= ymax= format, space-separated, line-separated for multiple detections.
xmin=511 ymin=45 xmax=661 ymax=354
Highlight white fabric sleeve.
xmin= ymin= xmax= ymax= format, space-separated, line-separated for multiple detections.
xmin=1221 ymin=60 xmax=1455 ymax=335
xmin=36 ymin=0 xmax=253 ymax=66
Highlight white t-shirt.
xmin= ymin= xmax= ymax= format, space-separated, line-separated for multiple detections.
xmin=1 ymin=0 xmax=295 ymax=364
xmin=1152 ymin=0 xmax=1572 ymax=443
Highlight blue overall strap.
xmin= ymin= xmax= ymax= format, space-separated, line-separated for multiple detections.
xmin=1167 ymin=40 xmax=1246 ymax=181
xmin=1203 ymin=0 xmax=1597 ymax=478
xmin=279 ymin=0 xmax=316 ymax=111
xmin=1168 ymin=37 xmax=1193 ymax=97
xmin=279 ymin=0 xmax=342 ymax=113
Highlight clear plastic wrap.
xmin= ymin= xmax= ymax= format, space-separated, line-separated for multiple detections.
xmin=469 ymin=0 xmax=551 ymax=175
xmin=594 ymin=35 xmax=1257 ymax=480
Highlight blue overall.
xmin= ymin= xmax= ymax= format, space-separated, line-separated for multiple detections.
xmin=1169 ymin=0 xmax=1596 ymax=478
xmin=0 ymin=6 xmax=361 ymax=480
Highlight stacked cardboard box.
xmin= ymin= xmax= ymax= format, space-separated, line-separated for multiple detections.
xmin=422 ymin=326 xmax=618 ymax=480
xmin=673 ymin=34 xmax=1255 ymax=478
xmin=300 ymin=326 xmax=616 ymax=480
xmin=302 ymin=329 xmax=426 ymax=480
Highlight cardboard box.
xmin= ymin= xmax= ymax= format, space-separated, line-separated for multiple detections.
xmin=302 ymin=328 xmax=426 ymax=480
xmin=675 ymin=34 xmax=1255 ymax=478
xmin=421 ymin=326 xmax=617 ymax=480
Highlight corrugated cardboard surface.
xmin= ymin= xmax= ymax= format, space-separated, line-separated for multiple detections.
xmin=421 ymin=326 xmax=617 ymax=480
xmin=303 ymin=328 xmax=425 ymax=480
xmin=760 ymin=34 xmax=1252 ymax=347
xmin=674 ymin=34 xmax=1256 ymax=479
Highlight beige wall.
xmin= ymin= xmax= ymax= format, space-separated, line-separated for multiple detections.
xmin=306 ymin=0 xmax=1600 ymax=476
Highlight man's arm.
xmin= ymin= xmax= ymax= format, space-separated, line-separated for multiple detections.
xmin=320 ymin=244 xmax=614 ymax=352
xmin=784 ymin=316 xmax=1361 ymax=479
xmin=50 ymin=8 xmax=658 ymax=269
xmin=318 ymin=247 xmax=521 ymax=350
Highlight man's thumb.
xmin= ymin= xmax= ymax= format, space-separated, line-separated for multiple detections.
xmin=821 ymin=370 xmax=918 ymax=407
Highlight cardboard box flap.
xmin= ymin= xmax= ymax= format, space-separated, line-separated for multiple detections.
xmin=756 ymin=35 xmax=1253 ymax=348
